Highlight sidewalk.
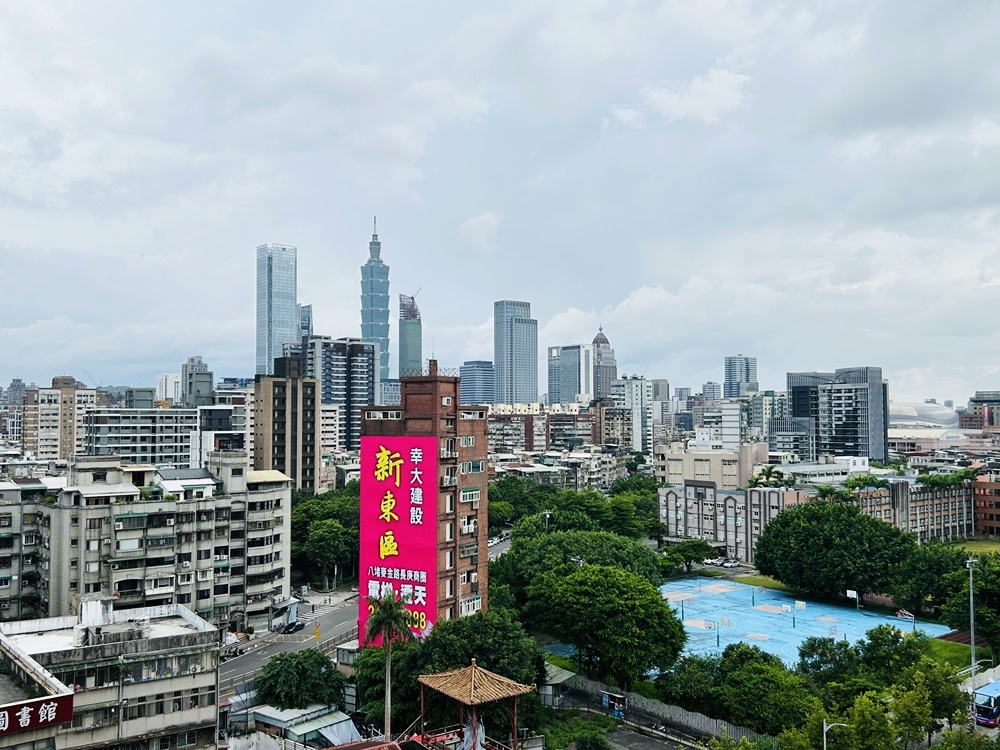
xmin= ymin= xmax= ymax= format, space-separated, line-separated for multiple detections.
xmin=299 ymin=585 xmax=359 ymax=607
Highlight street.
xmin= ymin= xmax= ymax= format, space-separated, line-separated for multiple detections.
xmin=219 ymin=590 xmax=359 ymax=695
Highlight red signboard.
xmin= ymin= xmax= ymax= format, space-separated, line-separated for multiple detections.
xmin=0 ymin=692 xmax=74 ymax=736
xmin=359 ymin=435 xmax=438 ymax=642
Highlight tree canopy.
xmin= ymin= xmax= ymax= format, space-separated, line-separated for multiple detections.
xmin=753 ymin=501 xmax=916 ymax=598
xmin=525 ymin=564 xmax=684 ymax=689
xmin=256 ymin=649 xmax=346 ymax=710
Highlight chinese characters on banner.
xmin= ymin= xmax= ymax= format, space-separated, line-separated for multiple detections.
xmin=0 ymin=693 xmax=74 ymax=737
xmin=359 ymin=435 xmax=438 ymax=640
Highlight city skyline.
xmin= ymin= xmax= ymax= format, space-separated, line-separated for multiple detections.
xmin=3 ymin=3 xmax=1000 ymax=402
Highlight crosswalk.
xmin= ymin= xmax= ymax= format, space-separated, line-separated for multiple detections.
xmin=296 ymin=604 xmax=336 ymax=623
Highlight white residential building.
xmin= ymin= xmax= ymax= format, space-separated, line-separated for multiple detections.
xmin=611 ymin=376 xmax=654 ymax=454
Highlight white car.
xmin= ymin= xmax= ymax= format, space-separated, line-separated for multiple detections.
xmin=488 ymin=538 xmax=499 ymax=547
xmin=722 ymin=560 xmax=740 ymax=568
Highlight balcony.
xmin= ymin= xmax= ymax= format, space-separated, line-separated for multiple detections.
xmin=441 ymin=475 xmax=458 ymax=487
xmin=440 ymin=450 xmax=459 ymax=459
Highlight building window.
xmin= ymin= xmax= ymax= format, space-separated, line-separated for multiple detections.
xmin=460 ymin=436 xmax=475 ymax=447
xmin=460 ymin=488 xmax=481 ymax=503
xmin=446 ymin=578 xmax=455 ymax=597
xmin=445 ymin=522 xmax=454 ymax=542
xmin=445 ymin=495 xmax=455 ymax=514
xmin=446 ymin=550 xmax=455 ymax=570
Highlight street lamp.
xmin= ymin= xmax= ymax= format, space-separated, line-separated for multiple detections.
xmin=822 ymin=719 xmax=847 ymax=750
xmin=968 ymin=557 xmax=978 ymax=729
xmin=543 ymin=510 xmax=553 ymax=531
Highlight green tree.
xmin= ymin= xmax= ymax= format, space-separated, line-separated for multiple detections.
xmin=754 ymin=501 xmax=916 ymax=598
xmin=526 ymin=565 xmax=685 ymax=689
xmin=889 ymin=538 xmax=965 ymax=615
xmin=655 ymin=655 xmax=721 ymax=717
xmin=892 ymin=671 xmax=934 ymax=748
xmin=705 ymin=732 xmax=757 ymax=750
xmin=608 ymin=473 xmax=659 ymax=498
xmin=491 ymin=529 xmax=662 ymax=610
xmin=363 ymin=594 xmax=415 ymax=737
xmin=607 ymin=496 xmax=645 ymax=539
xmin=672 ymin=539 xmax=717 ymax=573
xmin=305 ymin=518 xmax=355 ymax=590
xmin=488 ymin=500 xmax=515 ymax=532
xmin=899 ymin=659 xmax=967 ymax=732
xmin=721 ymin=662 xmax=820 ymax=736
xmin=796 ymin=636 xmax=861 ymax=688
xmin=941 ymin=554 xmax=1000 ymax=653
xmin=847 ymin=692 xmax=894 ymax=750
xmin=858 ymin=625 xmax=926 ymax=688
xmin=256 ymin=649 xmax=346 ymax=710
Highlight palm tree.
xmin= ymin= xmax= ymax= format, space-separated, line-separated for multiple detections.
xmin=363 ymin=593 xmax=414 ymax=739
xmin=814 ymin=484 xmax=839 ymax=501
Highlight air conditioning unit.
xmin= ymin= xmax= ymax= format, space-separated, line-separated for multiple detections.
xmin=103 ymin=539 xmax=112 ymax=545
xmin=470 ymin=572 xmax=478 ymax=582
xmin=166 ymin=519 xmax=175 ymax=526
xmin=471 ymin=501 xmax=479 ymax=510
xmin=199 ymin=516 xmax=208 ymax=522
xmin=0 ymin=602 xmax=9 ymax=610
xmin=182 ymin=561 xmax=191 ymax=568
xmin=111 ymin=564 xmax=120 ymax=571
xmin=114 ymin=522 xmax=124 ymax=531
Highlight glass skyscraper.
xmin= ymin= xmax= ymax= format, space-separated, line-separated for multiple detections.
xmin=724 ymin=354 xmax=759 ymax=398
xmin=398 ymin=294 xmax=422 ymax=375
xmin=460 ymin=361 xmax=494 ymax=405
xmin=256 ymin=243 xmax=299 ymax=375
xmin=360 ymin=219 xmax=390 ymax=383
xmin=592 ymin=328 xmax=618 ymax=401
xmin=494 ymin=300 xmax=538 ymax=404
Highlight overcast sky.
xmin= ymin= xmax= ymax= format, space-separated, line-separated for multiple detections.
xmin=2 ymin=1 xmax=999 ymax=404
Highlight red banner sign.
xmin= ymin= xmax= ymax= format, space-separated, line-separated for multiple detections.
xmin=0 ymin=692 xmax=74 ymax=736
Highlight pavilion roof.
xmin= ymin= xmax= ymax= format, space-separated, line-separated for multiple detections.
xmin=418 ymin=660 xmax=534 ymax=706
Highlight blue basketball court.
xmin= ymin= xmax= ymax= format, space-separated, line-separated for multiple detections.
xmin=658 ymin=577 xmax=952 ymax=666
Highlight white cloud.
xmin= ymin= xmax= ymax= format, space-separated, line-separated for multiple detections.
xmin=643 ymin=69 xmax=750 ymax=123
xmin=458 ymin=212 xmax=501 ymax=253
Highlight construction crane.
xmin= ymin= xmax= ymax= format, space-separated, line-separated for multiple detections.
xmin=83 ymin=370 xmax=103 ymax=389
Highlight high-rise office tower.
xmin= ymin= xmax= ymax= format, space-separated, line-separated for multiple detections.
xmin=547 ymin=344 xmax=594 ymax=405
xmin=650 ymin=379 xmax=670 ymax=401
xmin=724 ymin=354 xmax=759 ymax=398
xmin=292 ymin=335 xmax=379 ymax=451
xmin=460 ymin=361 xmax=495 ymax=405
xmin=702 ymin=381 xmax=722 ymax=400
xmin=592 ymin=328 xmax=618 ymax=400
xmin=493 ymin=300 xmax=538 ymax=404
xmin=361 ymin=218 xmax=390 ymax=383
xmin=787 ymin=366 xmax=888 ymax=462
xmin=399 ymin=294 xmax=423 ymax=375
xmin=298 ymin=303 xmax=313 ymax=339
xmin=256 ymin=243 xmax=299 ymax=375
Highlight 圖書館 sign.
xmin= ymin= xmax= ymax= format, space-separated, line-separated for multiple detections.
xmin=0 ymin=692 xmax=74 ymax=737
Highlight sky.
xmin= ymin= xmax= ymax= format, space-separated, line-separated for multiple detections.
xmin=2 ymin=1 xmax=1000 ymax=404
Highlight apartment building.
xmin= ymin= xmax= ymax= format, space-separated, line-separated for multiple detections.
xmin=0 ymin=597 xmax=218 ymax=750
xmin=361 ymin=359 xmax=488 ymax=624
xmin=84 ymin=408 xmax=199 ymax=467
xmin=1 ymin=453 xmax=291 ymax=631
xmin=22 ymin=377 xmax=104 ymax=460
xmin=254 ymin=357 xmax=318 ymax=492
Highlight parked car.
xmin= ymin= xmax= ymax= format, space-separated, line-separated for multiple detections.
xmin=488 ymin=537 xmax=499 ymax=547
xmin=283 ymin=621 xmax=306 ymax=634
xmin=722 ymin=560 xmax=740 ymax=568
xmin=703 ymin=557 xmax=725 ymax=566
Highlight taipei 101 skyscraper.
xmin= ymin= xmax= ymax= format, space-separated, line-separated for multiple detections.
xmin=361 ymin=218 xmax=390 ymax=386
